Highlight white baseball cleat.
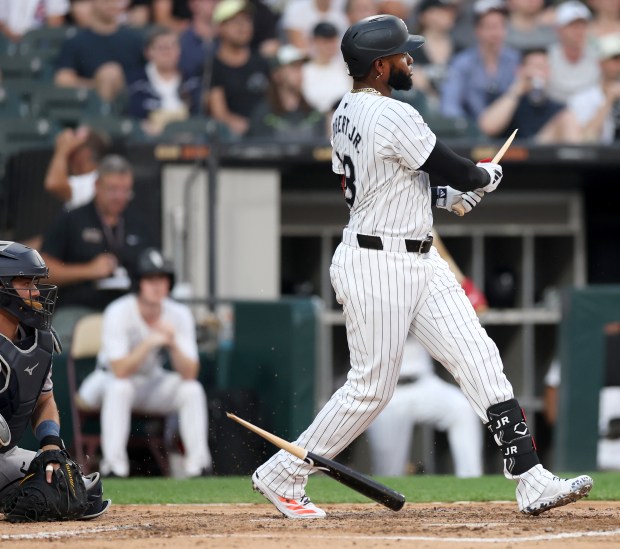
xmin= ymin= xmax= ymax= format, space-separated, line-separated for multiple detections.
xmin=252 ymin=471 xmax=326 ymax=519
xmin=520 ymin=474 xmax=593 ymax=516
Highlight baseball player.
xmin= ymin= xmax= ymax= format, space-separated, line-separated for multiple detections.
xmin=0 ymin=241 xmax=109 ymax=520
xmin=77 ymin=248 xmax=211 ymax=478
xmin=251 ymin=15 xmax=593 ymax=519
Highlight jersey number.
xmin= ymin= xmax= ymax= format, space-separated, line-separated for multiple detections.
xmin=341 ymin=154 xmax=356 ymax=208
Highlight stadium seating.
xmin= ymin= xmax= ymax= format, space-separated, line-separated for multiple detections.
xmin=30 ymin=85 xmax=103 ymax=127
xmin=17 ymin=25 xmax=78 ymax=60
xmin=81 ymin=115 xmax=146 ymax=142
xmin=0 ymin=53 xmax=52 ymax=85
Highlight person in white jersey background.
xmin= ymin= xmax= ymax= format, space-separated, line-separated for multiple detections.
xmin=251 ymin=14 xmax=593 ymax=519
xmin=77 ymin=248 xmax=211 ymax=478
xmin=366 ymin=333 xmax=483 ymax=478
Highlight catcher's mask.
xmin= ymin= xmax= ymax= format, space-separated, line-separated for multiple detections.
xmin=0 ymin=241 xmax=57 ymax=331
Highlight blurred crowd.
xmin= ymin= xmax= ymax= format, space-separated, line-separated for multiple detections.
xmin=0 ymin=0 xmax=619 ymax=144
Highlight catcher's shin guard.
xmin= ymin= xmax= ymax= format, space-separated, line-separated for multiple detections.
xmin=487 ymin=399 xmax=539 ymax=476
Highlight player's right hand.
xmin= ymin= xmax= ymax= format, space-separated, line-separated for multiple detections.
xmin=477 ymin=161 xmax=503 ymax=193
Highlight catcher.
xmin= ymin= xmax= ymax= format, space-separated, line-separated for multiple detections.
xmin=0 ymin=241 xmax=110 ymax=522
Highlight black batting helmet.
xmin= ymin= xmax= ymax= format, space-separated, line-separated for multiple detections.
xmin=341 ymin=15 xmax=425 ymax=78
xmin=0 ymin=241 xmax=57 ymax=330
xmin=134 ymin=248 xmax=175 ymax=291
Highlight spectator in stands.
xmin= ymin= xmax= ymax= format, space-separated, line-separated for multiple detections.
xmin=376 ymin=0 xmax=411 ymax=20
xmin=505 ymin=0 xmax=556 ymax=52
xmin=246 ymin=0 xmax=281 ymax=58
xmin=55 ymin=0 xmax=144 ymax=103
xmin=345 ymin=0 xmax=378 ymax=24
xmin=181 ymin=0 xmax=278 ymax=79
xmin=123 ymin=0 xmax=153 ymax=26
xmin=547 ymin=0 xmax=600 ymax=103
xmin=153 ymin=0 xmax=193 ymax=31
xmin=411 ymin=0 xmax=459 ymax=110
xmin=281 ymin=0 xmax=349 ymax=52
xmin=41 ymin=155 xmax=155 ymax=347
xmin=588 ymin=0 xmax=620 ymax=39
xmin=0 ymin=0 xmax=69 ymax=42
xmin=67 ymin=0 xmax=93 ymax=28
xmin=440 ymin=0 xmax=520 ymax=122
xmin=206 ymin=0 xmax=270 ymax=137
xmin=179 ymin=0 xmax=217 ymax=81
xmin=301 ymin=22 xmax=351 ymax=113
xmin=568 ymin=34 xmax=620 ymax=143
xmin=478 ymin=48 xmax=582 ymax=142
xmin=249 ymin=44 xmax=326 ymax=140
xmin=77 ymin=247 xmax=212 ymax=479
xmin=128 ymin=26 xmax=201 ymax=135
xmin=44 ymin=125 xmax=111 ymax=210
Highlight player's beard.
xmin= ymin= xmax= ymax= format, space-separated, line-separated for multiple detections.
xmin=388 ymin=67 xmax=413 ymax=91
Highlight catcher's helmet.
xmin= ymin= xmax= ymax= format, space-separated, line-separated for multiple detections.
xmin=135 ymin=248 xmax=175 ymax=290
xmin=0 ymin=241 xmax=57 ymax=330
xmin=341 ymin=15 xmax=425 ymax=78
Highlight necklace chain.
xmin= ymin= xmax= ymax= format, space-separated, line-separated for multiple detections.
xmin=351 ymin=87 xmax=381 ymax=95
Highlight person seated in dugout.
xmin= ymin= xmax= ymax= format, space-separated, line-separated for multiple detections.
xmin=76 ymin=248 xmax=212 ymax=478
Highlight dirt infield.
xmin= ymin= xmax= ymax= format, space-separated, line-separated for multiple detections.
xmin=2 ymin=501 xmax=620 ymax=548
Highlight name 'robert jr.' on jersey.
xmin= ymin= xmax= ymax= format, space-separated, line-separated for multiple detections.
xmin=331 ymin=92 xmax=437 ymax=241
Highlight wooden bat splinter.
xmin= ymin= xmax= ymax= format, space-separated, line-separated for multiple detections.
xmin=452 ymin=128 xmax=518 ymax=216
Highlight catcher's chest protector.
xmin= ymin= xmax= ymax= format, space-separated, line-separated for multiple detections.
xmin=0 ymin=330 xmax=54 ymax=453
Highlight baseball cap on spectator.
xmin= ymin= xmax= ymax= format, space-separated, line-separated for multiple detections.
xmin=554 ymin=0 xmax=591 ymax=26
xmin=597 ymin=34 xmax=620 ymax=60
xmin=473 ymin=0 xmax=508 ymax=21
xmin=212 ymin=0 xmax=252 ymax=24
xmin=313 ymin=21 xmax=339 ymax=38
xmin=418 ymin=0 xmax=458 ymax=13
xmin=272 ymin=44 xmax=309 ymax=68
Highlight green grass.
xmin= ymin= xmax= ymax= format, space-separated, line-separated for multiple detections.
xmin=102 ymin=472 xmax=620 ymax=505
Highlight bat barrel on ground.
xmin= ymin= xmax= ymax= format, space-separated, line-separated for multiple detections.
xmin=226 ymin=412 xmax=406 ymax=512
xmin=452 ymin=128 xmax=518 ymax=216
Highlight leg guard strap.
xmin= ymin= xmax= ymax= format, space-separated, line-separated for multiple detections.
xmin=487 ymin=399 xmax=539 ymax=476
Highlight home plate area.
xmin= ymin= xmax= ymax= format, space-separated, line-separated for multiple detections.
xmin=2 ymin=501 xmax=620 ymax=548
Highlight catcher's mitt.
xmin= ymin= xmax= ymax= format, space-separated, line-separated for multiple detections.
xmin=4 ymin=449 xmax=89 ymax=522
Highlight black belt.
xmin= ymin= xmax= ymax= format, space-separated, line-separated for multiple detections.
xmin=356 ymin=234 xmax=433 ymax=254
xmin=398 ymin=375 xmax=420 ymax=385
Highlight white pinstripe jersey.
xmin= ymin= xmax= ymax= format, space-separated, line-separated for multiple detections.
xmin=331 ymin=91 xmax=437 ymax=240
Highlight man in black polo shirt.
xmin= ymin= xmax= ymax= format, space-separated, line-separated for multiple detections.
xmin=41 ymin=155 xmax=155 ymax=347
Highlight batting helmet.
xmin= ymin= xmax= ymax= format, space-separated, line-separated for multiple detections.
xmin=341 ymin=15 xmax=425 ymax=78
xmin=0 ymin=241 xmax=57 ymax=330
xmin=134 ymin=248 xmax=175 ymax=291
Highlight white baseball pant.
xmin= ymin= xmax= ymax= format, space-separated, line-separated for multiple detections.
xmin=256 ymin=239 xmax=513 ymax=499
xmin=78 ymin=370 xmax=211 ymax=477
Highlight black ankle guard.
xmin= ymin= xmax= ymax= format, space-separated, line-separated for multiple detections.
xmin=486 ymin=399 xmax=539 ymax=476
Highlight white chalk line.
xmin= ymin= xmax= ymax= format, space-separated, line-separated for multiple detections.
xmin=2 ymin=523 xmax=620 ymax=544
xmin=0 ymin=523 xmax=150 ymax=541
xmin=189 ymin=528 xmax=620 ymax=544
